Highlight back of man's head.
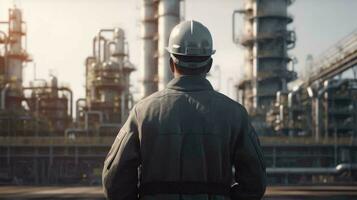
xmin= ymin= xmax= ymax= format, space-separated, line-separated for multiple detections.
xmin=167 ymin=20 xmax=215 ymax=76
xmin=170 ymin=55 xmax=212 ymax=76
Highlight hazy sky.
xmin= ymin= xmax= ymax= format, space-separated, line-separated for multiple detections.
xmin=0 ymin=0 xmax=356 ymax=101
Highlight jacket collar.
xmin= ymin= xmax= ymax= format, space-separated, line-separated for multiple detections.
xmin=166 ymin=75 xmax=214 ymax=92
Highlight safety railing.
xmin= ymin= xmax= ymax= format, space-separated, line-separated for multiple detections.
xmin=0 ymin=136 xmax=115 ymax=146
xmin=310 ymin=28 xmax=357 ymax=78
xmin=1 ymin=136 xmax=356 ymax=146
xmin=260 ymin=136 xmax=356 ymax=145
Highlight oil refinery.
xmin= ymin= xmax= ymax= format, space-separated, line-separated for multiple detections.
xmin=0 ymin=0 xmax=356 ymax=191
xmin=0 ymin=6 xmax=135 ymax=184
xmin=232 ymin=0 xmax=357 ymax=184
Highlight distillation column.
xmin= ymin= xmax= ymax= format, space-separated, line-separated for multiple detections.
xmin=237 ymin=0 xmax=296 ymax=114
xmin=6 ymin=8 xmax=29 ymax=108
xmin=157 ymin=0 xmax=180 ymax=90
xmin=141 ymin=0 xmax=180 ymax=94
xmin=238 ymin=0 xmax=255 ymax=113
xmin=85 ymin=28 xmax=134 ymax=124
xmin=8 ymin=8 xmax=23 ymax=89
xmin=141 ymin=0 xmax=158 ymax=97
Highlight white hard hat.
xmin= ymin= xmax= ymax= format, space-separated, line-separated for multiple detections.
xmin=167 ymin=20 xmax=215 ymax=69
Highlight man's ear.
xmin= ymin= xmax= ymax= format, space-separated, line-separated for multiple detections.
xmin=169 ymin=58 xmax=175 ymax=73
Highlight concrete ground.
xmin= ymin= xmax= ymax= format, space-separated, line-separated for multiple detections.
xmin=0 ymin=186 xmax=357 ymax=199
xmin=0 ymin=186 xmax=103 ymax=199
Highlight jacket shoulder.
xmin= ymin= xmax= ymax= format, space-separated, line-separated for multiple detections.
xmin=211 ymin=90 xmax=248 ymax=113
xmin=134 ymin=90 xmax=167 ymax=110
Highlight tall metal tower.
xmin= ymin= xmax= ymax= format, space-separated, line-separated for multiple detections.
xmin=141 ymin=0 xmax=181 ymax=98
xmin=1 ymin=7 xmax=31 ymax=109
xmin=233 ymin=0 xmax=296 ymax=116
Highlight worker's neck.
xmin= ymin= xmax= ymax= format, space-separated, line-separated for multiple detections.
xmin=173 ymin=72 xmax=206 ymax=78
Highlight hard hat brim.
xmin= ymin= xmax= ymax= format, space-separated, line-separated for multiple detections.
xmin=166 ymin=47 xmax=216 ymax=56
xmin=170 ymin=54 xmax=212 ymax=69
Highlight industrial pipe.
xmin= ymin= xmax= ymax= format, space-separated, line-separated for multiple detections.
xmin=85 ymin=56 xmax=95 ymax=99
xmin=22 ymin=86 xmax=73 ymax=119
xmin=84 ymin=111 xmax=104 ymax=130
xmin=125 ymin=41 xmax=129 ymax=59
xmin=35 ymin=97 xmax=41 ymax=137
xmin=125 ymin=41 xmax=130 ymax=59
xmin=75 ymin=98 xmax=86 ymax=122
xmin=64 ymin=128 xmax=85 ymax=138
xmin=315 ymin=80 xmax=348 ymax=140
xmin=305 ymin=86 xmax=318 ymax=141
xmin=98 ymin=29 xmax=116 ymax=62
xmin=315 ymin=80 xmax=331 ymax=140
xmin=99 ymin=123 xmax=121 ymax=129
xmin=128 ymin=93 xmax=134 ymax=110
xmin=232 ymin=10 xmax=242 ymax=44
xmin=99 ymin=29 xmax=115 ymax=34
xmin=288 ymin=85 xmax=303 ymax=107
xmin=287 ymin=86 xmax=301 ymax=127
xmin=141 ymin=0 xmax=158 ymax=97
xmin=121 ymin=92 xmax=126 ymax=124
xmin=59 ymin=87 xmax=73 ymax=119
xmin=92 ymin=37 xmax=98 ymax=59
xmin=65 ymin=111 xmax=121 ymax=138
xmin=85 ymin=56 xmax=96 ymax=68
xmin=106 ymin=41 xmax=117 ymax=61
xmin=65 ymin=123 xmax=121 ymax=138
xmin=158 ymin=0 xmax=180 ymax=90
xmin=0 ymin=31 xmax=8 ymax=77
xmin=98 ymin=123 xmax=122 ymax=134
xmin=267 ymin=163 xmax=357 ymax=174
xmin=1 ymin=83 xmax=10 ymax=109
xmin=94 ymin=28 xmax=125 ymax=63
xmin=104 ymin=41 xmax=112 ymax=62
xmin=93 ymin=35 xmax=107 ymax=62
xmin=100 ymin=38 xmax=108 ymax=62
xmin=279 ymin=105 xmax=284 ymax=124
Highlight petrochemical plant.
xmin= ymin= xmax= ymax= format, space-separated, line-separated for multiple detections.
xmin=0 ymin=0 xmax=356 ymax=186
xmin=0 ymin=7 xmax=135 ymax=184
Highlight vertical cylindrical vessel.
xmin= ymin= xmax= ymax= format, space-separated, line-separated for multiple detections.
xmin=141 ymin=0 xmax=158 ymax=97
xmin=8 ymin=8 xmax=24 ymax=91
xmin=113 ymin=28 xmax=125 ymax=65
xmin=238 ymin=0 xmax=296 ymax=113
xmin=243 ymin=0 xmax=254 ymax=79
xmin=85 ymin=28 xmax=135 ymax=124
xmin=240 ymin=0 xmax=255 ymax=112
xmin=158 ymin=0 xmax=180 ymax=90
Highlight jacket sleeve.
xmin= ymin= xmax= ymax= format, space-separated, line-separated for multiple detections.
xmin=102 ymin=107 xmax=141 ymax=200
xmin=231 ymin=108 xmax=267 ymax=200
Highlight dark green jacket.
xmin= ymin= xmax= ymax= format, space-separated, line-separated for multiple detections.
xmin=102 ymin=75 xmax=266 ymax=200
